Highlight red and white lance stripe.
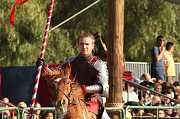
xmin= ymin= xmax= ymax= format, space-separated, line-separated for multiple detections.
xmin=31 ymin=0 xmax=55 ymax=106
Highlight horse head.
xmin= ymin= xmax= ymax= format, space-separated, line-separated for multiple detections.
xmin=42 ymin=63 xmax=87 ymax=119
xmin=55 ymin=63 xmax=72 ymax=115
xmin=55 ymin=63 xmax=86 ymax=117
xmin=41 ymin=63 xmax=72 ymax=114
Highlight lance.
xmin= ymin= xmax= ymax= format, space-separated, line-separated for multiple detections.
xmin=31 ymin=0 xmax=55 ymax=106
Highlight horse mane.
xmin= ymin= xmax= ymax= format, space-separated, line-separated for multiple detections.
xmin=41 ymin=63 xmax=71 ymax=80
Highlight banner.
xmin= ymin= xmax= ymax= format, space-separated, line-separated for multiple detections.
xmin=1 ymin=66 xmax=36 ymax=105
xmin=10 ymin=0 xmax=28 ymax=25
xmin=1 ymin=65 xmax=52 ymax=106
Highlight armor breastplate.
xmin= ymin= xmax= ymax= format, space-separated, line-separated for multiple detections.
xmin=70 ymin=56 xmax=99 ymax=85
xmin=67 ymin=55 xmax=109 ymax=97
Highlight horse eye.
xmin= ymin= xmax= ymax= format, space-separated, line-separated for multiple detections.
xmin=64 ymin=80 xmax=70 ymax=84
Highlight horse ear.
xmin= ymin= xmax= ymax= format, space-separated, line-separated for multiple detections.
xmin=64 ymin=62 xmax=71 ymax=76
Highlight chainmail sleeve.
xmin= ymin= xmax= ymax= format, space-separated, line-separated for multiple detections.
xmin=94 ymin=59 xmax=109 ymax=97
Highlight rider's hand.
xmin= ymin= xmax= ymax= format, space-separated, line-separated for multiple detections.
xmin=36 ymin=58 xmax=45 ymax=67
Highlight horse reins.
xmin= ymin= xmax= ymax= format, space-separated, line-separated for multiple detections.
xmin=57 ymin=76 xmax=72 ymax=102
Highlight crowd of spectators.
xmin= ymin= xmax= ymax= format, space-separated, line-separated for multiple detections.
xmin=121 ymin=35 xmax=178 ymax=118
xmin=0 ymin=98 xmax=54 ymax=119
xmin=123 ymin=72 xmax=180 ymax=118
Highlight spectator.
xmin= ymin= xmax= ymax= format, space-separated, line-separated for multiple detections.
xmin=0 ymin=97 xmax=11 ymax=119
xmin=125 ymin=101 xmax=144 ymax=117
xmin=17 ymin=101 xmax=27 ymax=108
xmin=17 ymin=101 xmax=28 ymax=119
xmin=138 ymin=92 xmax=146 ymax=106
xmin=93 ymin=32 xmax=108 ymax=61
xmin=144 ymin=91 xmax=153 ymax=106
xmin=173 ymin=81 xmax=180 ymax=96
xmin=32 ymin=102 xmax=41 ymax=119
xmin=158 ymin=110 xmax=166 ymax=118
xmin=162 ymin=91 xmax=173 ymax=106
xmin=140 ymin=73 xmax=154 ymax=83
xmin=144 ymin=96 xmax=161 ymax=117
xmin=154 ymin=83 xmax=162 ymax=94
xmin=165 ymin=108 xmax=173 ymax=117
xmin=41 ymin=111 xmax=54 ymax=119
xmin=173 ymin=107 xmax=180 ymax=118
xmin=138 ymin=90 xmax=153 ymax=106
xmin=151 ymin=35 xmax=166 ymax=81
xmin=123 ymin=84 xmax=139 ymax=103
xmin=151 ymin=95 xmax=161 ymax=106
xmin=164 ymin=42 xmax=176 ymax=84
xmin=173 ymin=95 xmax=180 ymax=118
xmin=140 ymin=73 xmax=155 ymax=90
xmin=126 ymin=111 xmax=132 ymax=119
xmin=175 ymin=94 xmax=180 ymax=104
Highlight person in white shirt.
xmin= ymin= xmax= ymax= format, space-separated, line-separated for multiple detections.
xmin=123 ymin=84 xmax=139 ymax=103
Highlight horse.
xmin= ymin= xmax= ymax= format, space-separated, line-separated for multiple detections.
xmin=41 ymin=63 xmax=95 ymax=119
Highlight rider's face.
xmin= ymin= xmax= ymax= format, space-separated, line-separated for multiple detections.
xmin=78 ymin=37 xmax=94 ymax=56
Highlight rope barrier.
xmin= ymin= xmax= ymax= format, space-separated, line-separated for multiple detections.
xmin=49 ymin=0 xmax=101 ymax=32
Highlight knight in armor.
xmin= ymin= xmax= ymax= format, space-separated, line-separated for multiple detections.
xmin=66 ymin=32 xmax=109 ymax=119
xmin=37 ymin=32 xmax=110 ymax=119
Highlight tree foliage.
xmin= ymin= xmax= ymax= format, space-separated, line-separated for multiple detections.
xmin=0 ymin=0 xmax=180 ymax=66
xmin=125 ymin=0 xmax=180 ymax=61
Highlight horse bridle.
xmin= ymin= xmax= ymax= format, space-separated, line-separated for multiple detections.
xmin=57 ymin=76 xmax=73 ymax=101
xmin=56 ymin=76 xmax=90 ymax=119
xmin=57 ymin=75 xmax=86 ymax=105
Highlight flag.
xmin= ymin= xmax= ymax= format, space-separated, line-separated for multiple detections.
xmin=10 ymin=0 xmax=28 ymax=25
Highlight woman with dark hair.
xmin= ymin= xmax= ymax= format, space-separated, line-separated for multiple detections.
xmin=151 ymin=35 xmax=166 ymax=81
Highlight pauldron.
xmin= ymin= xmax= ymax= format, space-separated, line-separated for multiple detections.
xmin=93 ymin=59 xmax=109 ymax=97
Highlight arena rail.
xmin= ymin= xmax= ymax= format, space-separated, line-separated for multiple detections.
xmin=21 ymin=107 xmax=56 ymax=119
xmin=0 ymin=106 xmax=20 ymax=119
xmin=105 ymin=106 xmax=124 ymax=119
xmin=0 ymin=105 xmax=179 ymax=119
xmin=124 ymin=105 xmax=180 ymax=119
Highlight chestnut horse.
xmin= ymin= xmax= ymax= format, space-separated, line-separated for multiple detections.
xmin=41 ymin=63 xmax=95 ymax=119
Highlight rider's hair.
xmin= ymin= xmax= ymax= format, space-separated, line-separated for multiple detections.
xmin=77 ymin=32 xmax=95 ymax=44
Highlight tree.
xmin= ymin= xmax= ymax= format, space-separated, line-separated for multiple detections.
xmin=1 ymin=0 xmax=180 ymax=66
xmin=0 ymin=0 xmax=75 ymax=66
xmin=125 ymin=0 xmax=180 ymax=61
